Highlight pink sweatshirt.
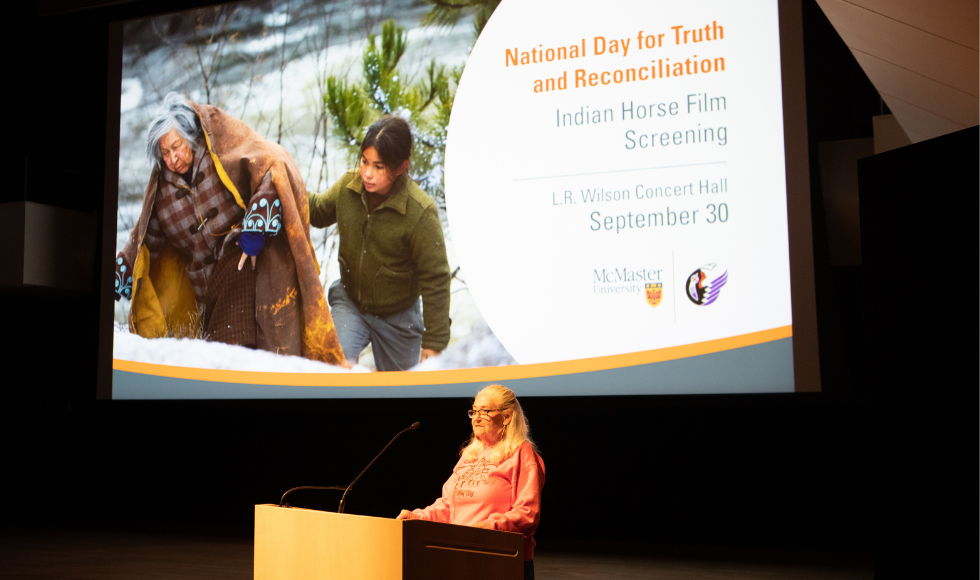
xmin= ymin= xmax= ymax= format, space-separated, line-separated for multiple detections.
xmin=411 ymin=441 xmax=545 ymax=560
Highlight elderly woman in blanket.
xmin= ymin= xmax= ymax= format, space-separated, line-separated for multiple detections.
xmin=114 ymin=92 xmax=343 ymax=365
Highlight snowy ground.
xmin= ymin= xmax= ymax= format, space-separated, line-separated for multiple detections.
xmin=113 ymin=325 xmax=366 ymax=372
xmin=114 ymin=319 xmax=514 ymax=372
xmin=413 ymin=321 xmax=516 ymax=371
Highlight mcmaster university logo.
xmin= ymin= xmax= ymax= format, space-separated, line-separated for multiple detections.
xmin=645 ymin=283 xmax=663 ymax=307
xmin=686 ymin=263 xmax=728 ymax=306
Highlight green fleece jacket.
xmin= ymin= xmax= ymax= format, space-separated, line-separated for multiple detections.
xmin=309 ymin=170 xmax=451 ymax=351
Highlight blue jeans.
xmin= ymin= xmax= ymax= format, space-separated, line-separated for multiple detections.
xmin=327 ymin=279 xmax=423 ymax=371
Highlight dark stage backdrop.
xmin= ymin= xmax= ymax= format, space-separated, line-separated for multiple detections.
xmin=857 ymin=126 xmax=977 ymax=577
xmin=3 ymin=392 xmax=872 ymax=550
xmin=2 ymin=0 xmax=940 ymax=555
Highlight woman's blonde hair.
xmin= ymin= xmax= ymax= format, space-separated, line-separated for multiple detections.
xmin=461 ymin=384 xmax=538 ymax=463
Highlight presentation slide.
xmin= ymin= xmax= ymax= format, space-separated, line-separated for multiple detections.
xmin=447 ymin=0 xmax=789 ymax=365
xmin=109 ymin=0 xmax=802 ymax=399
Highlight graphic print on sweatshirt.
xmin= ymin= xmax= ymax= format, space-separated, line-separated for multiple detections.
xmin=453 ymin=457 xmax=495 ymax=498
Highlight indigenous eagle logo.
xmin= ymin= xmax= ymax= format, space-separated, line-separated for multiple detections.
xmin=686 ymin=263 xmax=728 ymax=306
xmin=645 ymin=283 xmax=663 ymax=307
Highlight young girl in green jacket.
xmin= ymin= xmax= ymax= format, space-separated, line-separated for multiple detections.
xmin=309 ymin=116 xmax=451 ymax=371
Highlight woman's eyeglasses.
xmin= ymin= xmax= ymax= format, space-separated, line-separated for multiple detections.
xmin=467 ymin=409 xmax=501 ymax=419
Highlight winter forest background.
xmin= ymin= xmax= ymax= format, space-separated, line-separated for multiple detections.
xmin=114 ymin=0 xmax=516 ymax=372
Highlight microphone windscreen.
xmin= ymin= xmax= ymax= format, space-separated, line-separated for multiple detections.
xmin=411 ymin=422 xmax=421 ymax=430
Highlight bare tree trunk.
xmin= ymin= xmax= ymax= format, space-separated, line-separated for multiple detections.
xmin=239 ymin=54 xmax=258 ymax=119
xmin=192 ymin=7 xmax=230 ymax=105
xmin=277 ymin=0 xmax=290 ymax=144
xmin=317 ymin=1 xmax=334 ymax=192
xmin=320 ymin=107 xmax=329 ymax=191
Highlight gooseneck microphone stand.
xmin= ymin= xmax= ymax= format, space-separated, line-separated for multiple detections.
xmin=338 ymin=422 xmax=420 ymax=514
xmin=276 ymin=422 xmax=420 ymax=512
xmin=279 ymin=484 xmax=346 ymax=507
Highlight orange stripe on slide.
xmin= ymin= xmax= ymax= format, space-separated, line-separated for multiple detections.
xmin=113 ymin=325 xmax=792 ymax=387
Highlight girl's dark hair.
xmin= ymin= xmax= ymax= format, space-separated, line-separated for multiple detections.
xmin=360 ymin=115 xmax=413 ymax=174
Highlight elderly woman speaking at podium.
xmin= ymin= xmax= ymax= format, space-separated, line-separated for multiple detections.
xmin=397 ymin=384 xmax=545 ymax=580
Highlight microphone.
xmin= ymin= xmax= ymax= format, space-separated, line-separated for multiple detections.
xmin=337 ymin=422 xmax=420 ymax=514
xmin=279 ymin=484 xmax=345 ymax=507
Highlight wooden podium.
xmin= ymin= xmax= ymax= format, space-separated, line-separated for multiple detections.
xmin=254 ymin=504 xmax=524 ymax=580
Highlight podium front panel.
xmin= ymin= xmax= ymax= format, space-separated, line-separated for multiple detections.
xmin=255 ymin=505 xmax=402 ymax=580
xmin=255 ymin=505 xmax=523 ymax=580
xmin=402 ymin=519 xmax=523 ymax=580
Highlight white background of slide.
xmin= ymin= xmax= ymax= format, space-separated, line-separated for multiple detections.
xmin=446 ymin=0 xmax=792 ymax=364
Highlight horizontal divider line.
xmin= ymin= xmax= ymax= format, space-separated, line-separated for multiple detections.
xmin=513 ymin=160 xmax=727 ymax=181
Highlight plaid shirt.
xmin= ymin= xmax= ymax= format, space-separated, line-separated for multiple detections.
xmin=117 ymin=137 xmax=278 ymax=304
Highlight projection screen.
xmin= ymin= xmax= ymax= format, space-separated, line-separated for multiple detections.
xmin=103 ymin=0 xmax=819 ymax=398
